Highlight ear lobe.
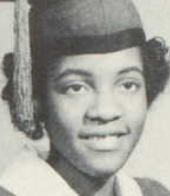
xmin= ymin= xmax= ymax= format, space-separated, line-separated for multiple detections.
xmin=24 ymin=121 xmax=50 ymax=159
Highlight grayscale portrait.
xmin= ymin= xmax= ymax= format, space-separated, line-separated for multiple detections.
xmin=0 ymin=0 xmax=169 ymax=196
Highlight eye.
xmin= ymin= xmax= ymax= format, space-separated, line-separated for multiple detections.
xmin=66 ymin=84 xmax=87 ymax=94
xmin=57 ymin=82 xmax=91 ymax=95
xmin=120 ymin=81 xmax=141 ymax=92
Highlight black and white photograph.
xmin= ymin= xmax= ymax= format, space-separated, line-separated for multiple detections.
xmin=0 ymin=0 xmax=169 ymax=195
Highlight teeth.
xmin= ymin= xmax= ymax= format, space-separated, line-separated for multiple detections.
xmin=81 ymin=132 xmax=126 ymax=140
xmin=86 ymin=134 xmax=117 ymax=140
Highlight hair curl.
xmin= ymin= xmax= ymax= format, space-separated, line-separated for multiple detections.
xmin=142 ymin=38 xmax=169 ymax=105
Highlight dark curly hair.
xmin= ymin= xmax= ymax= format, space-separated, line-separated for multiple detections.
xmin=1 ymin=38 xmax=170 ymax=139
xmin=142 ymin=38 xmax=169 ymax=105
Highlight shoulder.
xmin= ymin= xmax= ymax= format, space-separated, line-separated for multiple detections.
xmin=135 ymin=178 xmax=170 ymax=196
xmin=0 ymin=187 xmax=15 ymax=196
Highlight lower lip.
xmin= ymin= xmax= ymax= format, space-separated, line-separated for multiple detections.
xmin=81 ymin=134 xmax=126 ymax=151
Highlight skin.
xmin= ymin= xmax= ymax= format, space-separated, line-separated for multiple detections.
xmin=42 ymin=47 xmax=147 ymax=196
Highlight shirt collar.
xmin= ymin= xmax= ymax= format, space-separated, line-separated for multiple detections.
xmin=0 ymin=149 xmax=143 ymax=196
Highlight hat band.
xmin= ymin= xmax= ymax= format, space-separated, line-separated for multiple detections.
xmin=38 ymin=28 xmax=146 ymax=58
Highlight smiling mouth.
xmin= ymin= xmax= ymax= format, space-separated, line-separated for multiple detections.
xmin=79 ymin=127 xmax=130 ymax=140
xmin=79 ymin=130 xmax=130 ymax=151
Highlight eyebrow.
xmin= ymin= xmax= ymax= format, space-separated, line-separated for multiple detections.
xmin=53 ymin=66 xmax=143 ymax=82
xmin=118 ymin=66 xmax=143 ymax=76
xmin=54 ymin=69 xmax=92 ymax=82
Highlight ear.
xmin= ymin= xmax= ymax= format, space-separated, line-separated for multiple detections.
xmin=23 ymin=117 xmax=50 ymax=160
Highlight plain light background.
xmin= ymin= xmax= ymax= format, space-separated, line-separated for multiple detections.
xmin=0 ymin=0 xmax=170 ymax=189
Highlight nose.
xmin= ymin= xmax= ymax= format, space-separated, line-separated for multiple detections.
xmin=85 ymin=91 xmax=123 ymax=123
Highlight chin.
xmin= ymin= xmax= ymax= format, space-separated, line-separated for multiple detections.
xmin=81 ymin=164 xmax=123 ymax=178
xmin=78 ymin=154 xmax=129 ymax=178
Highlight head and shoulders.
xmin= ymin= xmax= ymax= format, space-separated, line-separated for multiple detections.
xmin=0 ymin=0 xmax=170 ymax=196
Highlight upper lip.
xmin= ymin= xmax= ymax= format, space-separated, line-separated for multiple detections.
xmin=79 ymin=127 xmax=130 ymax=139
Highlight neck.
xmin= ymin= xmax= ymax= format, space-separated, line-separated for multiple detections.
xmin=47 ymin=150 xmax=116 ymax=196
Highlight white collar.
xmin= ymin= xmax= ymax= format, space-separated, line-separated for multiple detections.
xmin=0 ymin=149 xmax=143 ymax=196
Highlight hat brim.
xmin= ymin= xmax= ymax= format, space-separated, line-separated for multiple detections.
xmin=34 ymin=28 xmax=146 ymax=59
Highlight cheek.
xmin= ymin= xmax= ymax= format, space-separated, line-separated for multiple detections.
xmin=119 ymin=95 xmax=147 ymax=156
xmin=46 ymin=93 xmax=89 ymax=138
xmin=125 ymin=94 xmax=147 ymax=134
xmin=118 ymin=87 xmax=147 ymax=132
xmin=45 ymin=94 xmax=89 ymax=162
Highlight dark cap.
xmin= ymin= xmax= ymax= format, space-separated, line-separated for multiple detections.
xmin=30 ymin=0 xmax=146 ymax=57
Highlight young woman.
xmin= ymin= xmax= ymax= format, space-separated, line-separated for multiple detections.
xmin=0 ymin=0 xmax=169 ymax=196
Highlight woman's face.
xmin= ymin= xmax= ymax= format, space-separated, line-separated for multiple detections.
xmin=45 ymin=47 xmax=147 ymax=177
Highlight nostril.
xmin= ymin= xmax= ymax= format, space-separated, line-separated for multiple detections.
xmin=85 ymin=93 xmax=123 ymax=123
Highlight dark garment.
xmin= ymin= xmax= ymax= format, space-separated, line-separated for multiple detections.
xmin=0 ymin=187 xmax=15 ymax=196
xmin=136 ymin=178 xmax=170 ymax=196
xmin=0 ymin=178 xmax=169 ymax=196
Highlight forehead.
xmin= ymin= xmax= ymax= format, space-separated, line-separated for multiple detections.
xmin=50 ymin=47 xmax=144 ymax=76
